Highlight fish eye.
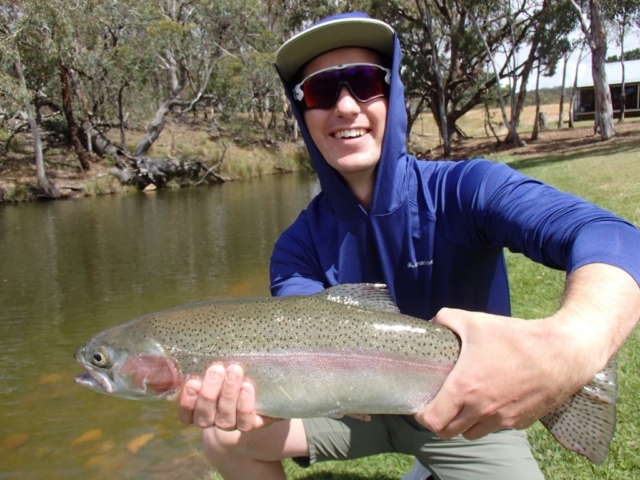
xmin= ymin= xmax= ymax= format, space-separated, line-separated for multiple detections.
xmin=91 ymin=347 xmax=111 ymax=368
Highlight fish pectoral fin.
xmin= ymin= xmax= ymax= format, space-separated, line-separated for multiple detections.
xmin=540 ymin=357 xmax=617 ymax=465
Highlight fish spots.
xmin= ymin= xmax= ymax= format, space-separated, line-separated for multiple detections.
xmin=540 ymin=358 xmax=617 ymax=464
xmin=81 ymin=286 xmax=461 ymax=395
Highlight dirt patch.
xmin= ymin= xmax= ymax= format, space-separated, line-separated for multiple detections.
xmin=436 ymin=121 xmax=640 ymax=162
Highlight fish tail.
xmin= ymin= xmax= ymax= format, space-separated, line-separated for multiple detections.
xmin=540 ymin=357 xmax=617 ymax=465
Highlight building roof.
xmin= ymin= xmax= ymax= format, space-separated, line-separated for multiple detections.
xmin=577 ymin=58 xmax=640 ymax=88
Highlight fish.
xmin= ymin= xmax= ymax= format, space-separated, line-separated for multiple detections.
xmin=75 ymin=283 xmax=617 ymax=465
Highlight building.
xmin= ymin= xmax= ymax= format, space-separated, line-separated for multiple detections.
xmin=574 ymin=58 xmax=640 ymax=121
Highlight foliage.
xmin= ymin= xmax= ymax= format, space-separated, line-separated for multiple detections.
xmin=607 ymin=47 xmax=640 ymax=62
xmin=1 ymin=0 xmax=640 ymax=180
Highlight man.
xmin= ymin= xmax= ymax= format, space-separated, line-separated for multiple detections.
xmin=177 ymin=12 xmax=640 ymax=480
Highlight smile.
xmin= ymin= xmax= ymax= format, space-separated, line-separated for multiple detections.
xmin=333 ymin=128 xmax=367 ymax=139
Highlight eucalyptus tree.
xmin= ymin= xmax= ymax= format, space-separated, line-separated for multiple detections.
xmin=367 ymin=0 xmax=561 ymax=150
xmin=568 ymin=0 xmax=615 ymax=139
xmin=11 ymin=0 xmax=96 ymax=170
xmin=132 ymin=0 xmax=260 ymax=157
xmin=0 ymin=3 xmax=59 ymax=197
xmin=72 ymin=0 xmax=157 ymax=151
xmin=512 ymin=1 xmax=575 ymax=133
xmin=266 ymin=0 xmax=346 ymax=141
xmin=603 ymin=0 xmax=640 ymax=123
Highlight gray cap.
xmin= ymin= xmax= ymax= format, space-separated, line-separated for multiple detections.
xmin=275 ymin=16 xmax=395 ymax=84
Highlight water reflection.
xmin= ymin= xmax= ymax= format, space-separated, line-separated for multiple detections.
xmin=0 ymin=173 xmax=319 ymax=479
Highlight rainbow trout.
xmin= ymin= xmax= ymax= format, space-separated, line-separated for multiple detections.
xmin=75 ymin=283 xmax=617 ymax=464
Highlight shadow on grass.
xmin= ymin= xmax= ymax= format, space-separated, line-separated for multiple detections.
xmin=506 ymin=133 xmax=640 ymax=172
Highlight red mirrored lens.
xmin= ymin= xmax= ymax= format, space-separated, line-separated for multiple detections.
xmin=301 ymin=65 xmax=387 ymax=109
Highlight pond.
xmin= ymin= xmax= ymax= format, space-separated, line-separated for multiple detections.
xmin=0 ymin=172 xmax=320 ymax=479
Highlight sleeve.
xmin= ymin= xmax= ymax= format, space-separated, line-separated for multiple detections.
xmin=441 ymin=159 xmax=640 ymax=286
xmin=269 ymin=210 xmax=326 ymax=297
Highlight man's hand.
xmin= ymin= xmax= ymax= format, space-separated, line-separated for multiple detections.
xmin=414 ymin=308 xmax=598 ymax=440
xmin=177 ymin=364 xmax=277 ymax=432
xmin=415 ymin=264 xmax=640 ymax=441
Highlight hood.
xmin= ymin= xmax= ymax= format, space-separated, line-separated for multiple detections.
xmin=276 ymin=12 xmax=409 ymax=220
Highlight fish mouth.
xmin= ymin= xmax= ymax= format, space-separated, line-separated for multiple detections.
xmin=74 ymin=346 xmax=116 ymax=394
xmin=75 ymin=368 xmax=115 ymax=394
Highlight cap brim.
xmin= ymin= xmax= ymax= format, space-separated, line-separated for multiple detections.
xmin=275 ymin=17 xmax=395 ymax=84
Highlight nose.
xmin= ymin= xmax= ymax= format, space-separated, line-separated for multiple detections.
xmin=334 ymin=85 xmax=360 ymax=115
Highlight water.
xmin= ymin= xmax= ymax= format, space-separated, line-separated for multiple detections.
xmin=0 ymin=173 xmax=320 ymax=479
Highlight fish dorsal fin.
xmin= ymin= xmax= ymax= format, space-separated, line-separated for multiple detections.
xmin=318 ymin=283 xmax=400 ymax=313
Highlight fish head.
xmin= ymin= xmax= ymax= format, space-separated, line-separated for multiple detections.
xmin=75 ymin=323 xmax=182 ymax=400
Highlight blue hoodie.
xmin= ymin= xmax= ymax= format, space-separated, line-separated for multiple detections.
xmin=270 ymin=12 xmax=640 ymax=320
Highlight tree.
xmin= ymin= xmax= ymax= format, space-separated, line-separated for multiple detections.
xmin=607 ymin=47 xmax=640 ymax=62
xmin=132 ymin=0 xmax=249 ymax=156
xmin=604 ymin=0 xmax=640 ymax=123
xmin=15 ymin=0 xmax=94 ymax=170
xmin=558 ymin=50 xmax=569 ymax=128
xmin=368 ymin=0 xmax=574 ymax=151
xmin=0 ymin=4 xmax=59 ymax=198
xmin=569 ymin=0 xmax=615 ymax=140
xmin=466 ymin=3 xmax=522 ymax=146
xmin=413 ymin=0 xmax=451 ymax=155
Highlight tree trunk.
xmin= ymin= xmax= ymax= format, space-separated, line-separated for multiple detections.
xmin=589 ymin=0 xmax=615 ymax=139
xmin=558 ymin=52 xmax=568 ymax=129
xmin=469 ymin=11 xmax=520 ymax=145
xmin=134 ymin=99 xmax=172 ymax=156
xmin=531 ymin=67 xmax=542 ymax=141
xmin=134 ymin=56 xmax=215 ymax=157
xmin=569 ymin=0 xmax=615 ymax=139
xmin=57 ymin=60 xmax=91 ymax=171
xmin=262 ymin=95 xmax=271 ymax=143
xmin=68 ymin=67 xmax=92 ymax=153
xmin=420 ymin=1 xmax=450 ymax=157
xmin=618 ymin=34 xmax=626 ymax=123
xmin=405 ymin=95 xmax=427 ymax=140
xmin=118 ymin=82 xmax=128 ymax=149
xmin=15 ymin=56 xmax=59 ymax=198
xmin=569 ymin=46 xmax=585 ymax=129
xmin=591 ymin=48 xmax=614 ymax=139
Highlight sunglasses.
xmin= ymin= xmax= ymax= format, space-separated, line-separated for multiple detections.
xmin=293 ymin=63 xmax=391 ymax=109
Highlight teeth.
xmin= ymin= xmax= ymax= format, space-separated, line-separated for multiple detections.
xmin=334 ymin=129 xmax=366 ymax=139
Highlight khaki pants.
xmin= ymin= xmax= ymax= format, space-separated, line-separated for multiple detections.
xmin=294 ymin=415 xmax=544 ymax=480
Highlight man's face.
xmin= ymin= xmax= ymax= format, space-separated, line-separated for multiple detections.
xmin=301 ymin=48 xmax=388 ymax=184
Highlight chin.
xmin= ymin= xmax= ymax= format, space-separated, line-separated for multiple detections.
xmin=333 ymin=154 xmax=380 ymax=172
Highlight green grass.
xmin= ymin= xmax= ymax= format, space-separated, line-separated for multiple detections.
xmin=199 ymin=140 xmax=640 ymax=479
xmin=497 ymin=136 xmax=640 ymax=479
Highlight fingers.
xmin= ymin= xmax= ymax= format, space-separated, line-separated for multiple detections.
xmin=414 ymin=385 xmax=465 ymax=439
xmin=178 ymin=364 xmax=278 ymax=434
xmin=193 ymin=364 xmax=227 ymax=428
xmin=210 ymin=364 xmax=244 ymax=430
xmin=177 ymin=377 xmax=202 ymax=425
xmin=415 ymin=307 xmax=469 ymax=438
xmin=236 ymin=381 xmax=258 ymax=432
xmin=419 ymin=308 xmax=556 ymax=440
